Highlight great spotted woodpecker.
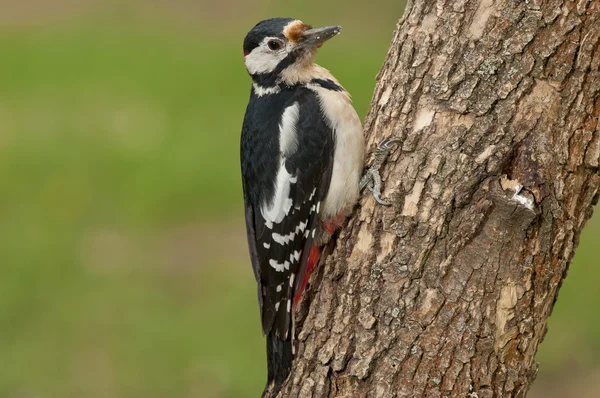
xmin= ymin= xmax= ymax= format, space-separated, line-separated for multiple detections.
xmin=240 ymin=17 xmax=365 ymax=394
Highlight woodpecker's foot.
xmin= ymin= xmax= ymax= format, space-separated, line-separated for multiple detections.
xmin=367 ymin=169 xmax=389 ymax=206
xmin=360 ymin=137 xmax=400 ymax=206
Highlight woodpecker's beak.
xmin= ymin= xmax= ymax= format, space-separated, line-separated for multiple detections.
xmin=299 ymin=26 xmax=341 ymax=49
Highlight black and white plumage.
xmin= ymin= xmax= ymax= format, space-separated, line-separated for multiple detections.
xmin=240 ymin=18 xmax=364 ymax=395
xmin=242 ymin=84 xmax=333 ymax=336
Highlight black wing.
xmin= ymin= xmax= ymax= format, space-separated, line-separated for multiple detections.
xmin=241 ymin=86 xmax=334 ymax=338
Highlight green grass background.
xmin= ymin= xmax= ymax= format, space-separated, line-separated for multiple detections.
xmin=0 ymin=1 xmax=598 ymax=397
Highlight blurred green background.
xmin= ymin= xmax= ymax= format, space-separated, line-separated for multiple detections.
xmin=0 ymin=1 xmax=597 ymax=397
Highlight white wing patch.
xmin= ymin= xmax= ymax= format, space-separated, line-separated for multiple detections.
xmin=269 ymin=259 xmax=291 ymax=272
xmin=260 ymin=102 xmax=301 ymax=225
xmin=279 ymin=102 xmax=300 ymax=156
xmin=288 ymin=250 xmax=301 ymax=264
xmin=261 ymin=159 xmax=295 ymax=224
xmin=271 ymin=219 xmax=310 ymax=246
xmin=273 ymin=231 xmax=295 ymax=245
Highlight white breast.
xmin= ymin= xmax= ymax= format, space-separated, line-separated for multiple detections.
xmin=309 ymin=84 xmax=365 ymax=219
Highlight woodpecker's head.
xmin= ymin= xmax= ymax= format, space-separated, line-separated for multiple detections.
xmin=243 ymin=18 xmax=341 ymax=87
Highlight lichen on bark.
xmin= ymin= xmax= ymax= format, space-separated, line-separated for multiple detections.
xmin=280 ymin=0 xmax=600 ymax=396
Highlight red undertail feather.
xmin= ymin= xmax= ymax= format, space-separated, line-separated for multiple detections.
xmin=322 ymin=213 xmax=347 ymax=235
xmin=294 ymin=245 xmax=321 ymax=308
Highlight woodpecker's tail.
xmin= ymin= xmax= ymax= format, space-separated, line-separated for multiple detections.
xmin=263 ymin=333 xmax=293 ymax=397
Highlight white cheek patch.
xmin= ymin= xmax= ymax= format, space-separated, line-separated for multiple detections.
xmin=244 ymin=38 xmax=288 ymax=75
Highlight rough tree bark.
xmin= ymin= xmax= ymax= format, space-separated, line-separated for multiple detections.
xmin=280 ymin=0 xmax=600 ymax=397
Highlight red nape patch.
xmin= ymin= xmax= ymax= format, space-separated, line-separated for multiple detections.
xmin=293 ymin=245 xmax=321 ymax=310
xmin=243 ymin=50 xmax=249 ymax=57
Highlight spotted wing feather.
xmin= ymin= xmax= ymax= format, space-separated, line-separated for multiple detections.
xmin=241 ymin=87 xmax=334 ymax=339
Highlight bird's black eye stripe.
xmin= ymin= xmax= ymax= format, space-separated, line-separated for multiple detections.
xmin=268 ymin=40 xmax=282 ymax=51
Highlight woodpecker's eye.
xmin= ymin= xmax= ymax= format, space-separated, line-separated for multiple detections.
xmin=268 ymin=40 xmax=282 ymax=51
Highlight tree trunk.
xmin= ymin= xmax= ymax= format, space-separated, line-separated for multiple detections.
xmin=281 ymin=0 xmax=600 ymax=396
